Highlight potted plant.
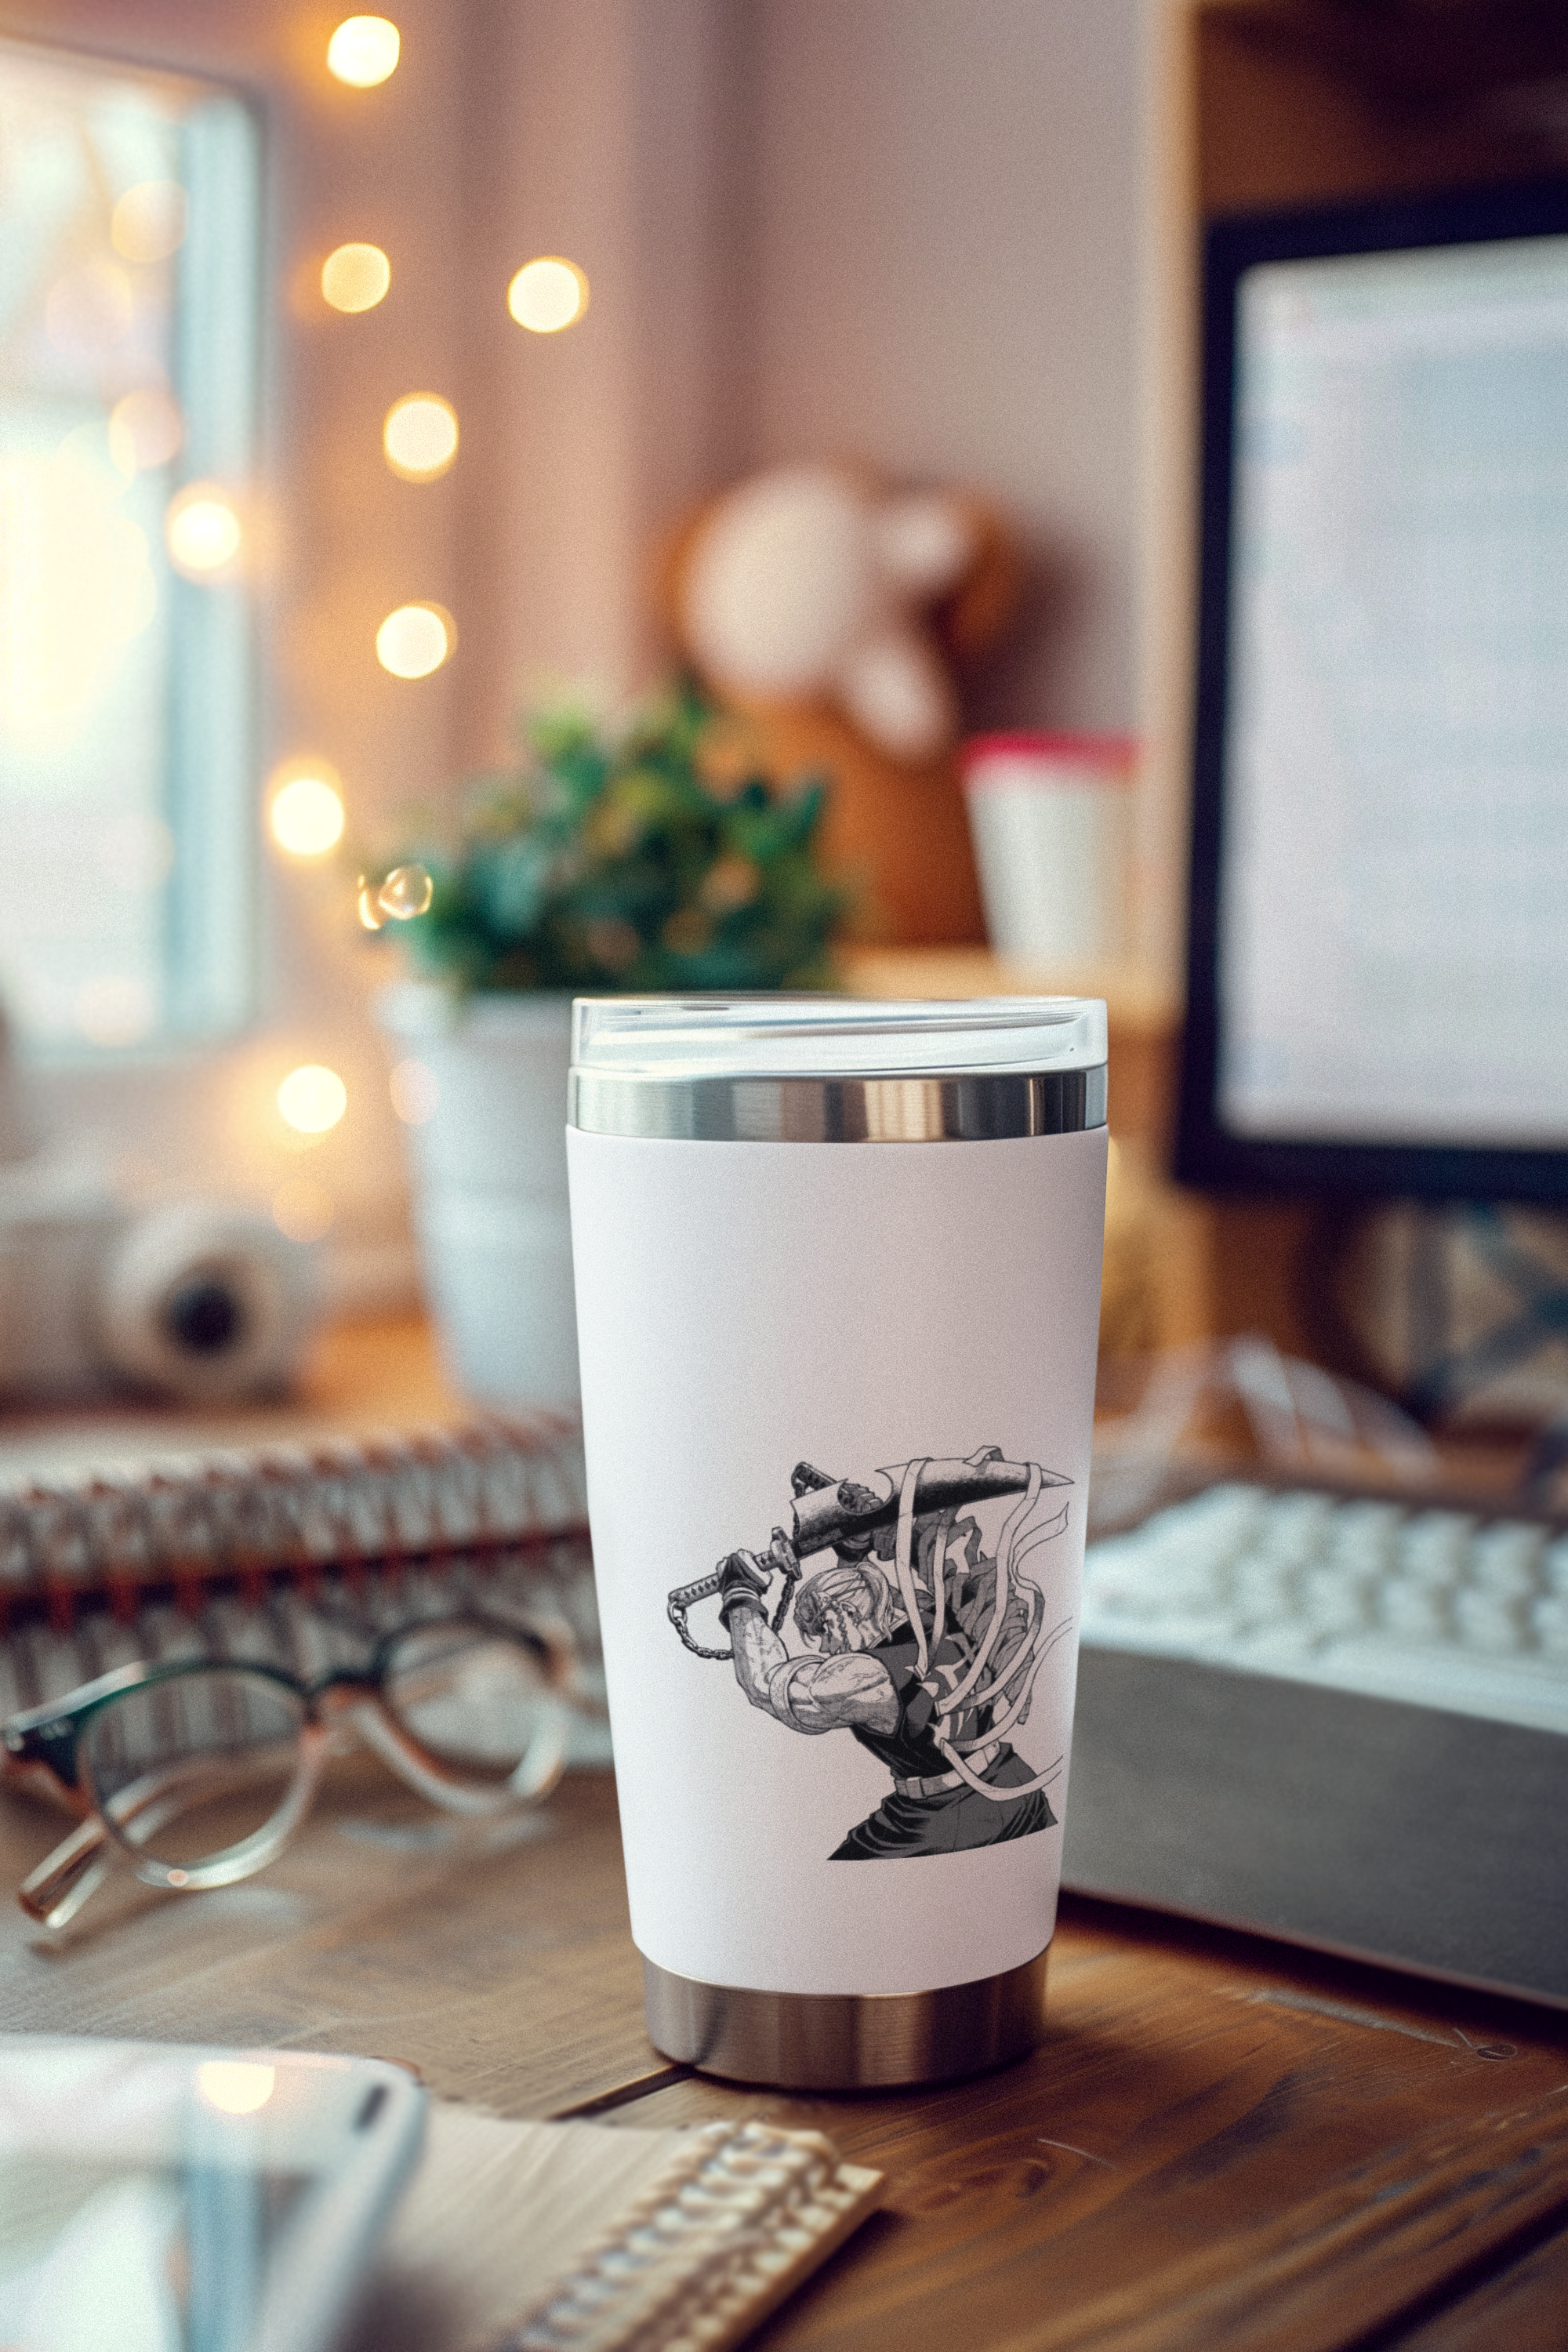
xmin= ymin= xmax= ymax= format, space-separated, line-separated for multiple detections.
xmin=367 ymin=681 xmax=844 ymax=1409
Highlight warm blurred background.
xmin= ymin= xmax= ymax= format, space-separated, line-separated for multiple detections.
xmin=2 ymin=0 xmax=1567 ymax=1472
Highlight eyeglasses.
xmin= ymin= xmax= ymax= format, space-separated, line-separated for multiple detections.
xmin=1 ymin=1612 xmax=579 ymax=1929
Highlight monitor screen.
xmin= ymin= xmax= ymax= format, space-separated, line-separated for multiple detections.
xmin=1179 ymin=182 xmax=1568 ymax=1201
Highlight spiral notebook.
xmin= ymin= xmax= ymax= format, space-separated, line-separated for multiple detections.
xmin=350 ymin=2103 xmax=882 ymax=2352
xmin=0 ymin=1416 xmax=607 ymax=1744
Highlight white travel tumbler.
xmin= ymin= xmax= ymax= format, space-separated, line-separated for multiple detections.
xmin=567 ymin=997 xmax=1107 ymax=2088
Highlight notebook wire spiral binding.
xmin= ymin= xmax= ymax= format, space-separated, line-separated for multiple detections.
xmin=504 ymin=2120 xmax=880 ymax=2352
xmin=0 ymin=1418 xmax=606 ymax=1749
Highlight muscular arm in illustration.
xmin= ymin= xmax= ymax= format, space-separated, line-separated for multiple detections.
xmin=717 ymin=1557 xmax=898 ymax=1737
xmin=730 ymin=1601 xmax=899 ymax=1733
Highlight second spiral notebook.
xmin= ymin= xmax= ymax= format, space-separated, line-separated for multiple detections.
xmin=0 ymin=1415 xmax=608 ymax=1754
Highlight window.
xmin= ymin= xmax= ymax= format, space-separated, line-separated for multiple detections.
xmin=0 ymin=35 xmax=259 ymax=1055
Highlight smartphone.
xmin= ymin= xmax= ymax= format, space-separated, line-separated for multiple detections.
xmin=0 ymin=2035 xmax=426 ymax=2352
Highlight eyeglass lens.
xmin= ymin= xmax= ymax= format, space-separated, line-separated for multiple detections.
xmin=81 ymin=1668 xmax=309 ymax=1874
xmin=380 ymin=1621 xmax=565 ymax=1790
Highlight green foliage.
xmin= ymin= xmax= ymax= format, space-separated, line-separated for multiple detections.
xmin=365 ymin=681 xmax=847 ymax=995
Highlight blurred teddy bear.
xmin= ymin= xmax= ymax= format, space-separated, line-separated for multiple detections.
xmin=662 ymin=462 xmax=1019 ymax=944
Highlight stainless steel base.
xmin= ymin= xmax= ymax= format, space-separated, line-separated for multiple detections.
xmin=641 ymin=1948 xmax=1051 ymax=2090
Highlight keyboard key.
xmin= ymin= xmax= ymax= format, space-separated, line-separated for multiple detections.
xmin=1082 ymin=1484 xmax=1568 ymax=1736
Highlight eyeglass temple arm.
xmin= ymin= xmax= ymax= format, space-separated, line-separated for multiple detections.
xmin=20 ymin=1814 xmax=113 ymax=1931
xmin=17 ymin=1729 xmax=331 ymax=1929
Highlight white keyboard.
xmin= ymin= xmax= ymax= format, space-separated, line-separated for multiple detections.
xmin=1080 ymin=1483 xmax=1568 ymax=1737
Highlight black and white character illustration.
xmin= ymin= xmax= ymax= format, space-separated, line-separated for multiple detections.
xmin=667 ymin=1450 xmax=1075 ymax=1860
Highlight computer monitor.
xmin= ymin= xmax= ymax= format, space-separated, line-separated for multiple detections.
xmin=1178 ymin=180 xmax=1568 ymax=1204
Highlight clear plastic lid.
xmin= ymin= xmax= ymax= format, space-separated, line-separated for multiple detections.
xmin=570 ymin=995 xmax=1106 ymax=1080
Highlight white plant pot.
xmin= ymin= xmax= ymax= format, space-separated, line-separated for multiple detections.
xmin=376 ymin=985 xmax=579 ymax=1410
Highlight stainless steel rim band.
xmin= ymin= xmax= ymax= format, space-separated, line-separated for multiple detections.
xmin=641 ymin=1949 xmax=1051 ymax=2089
xmin=568 ymin=1065 xmax=1107 ymax=1143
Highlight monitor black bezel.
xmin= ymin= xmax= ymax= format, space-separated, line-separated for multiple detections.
xmin=1177 ymin=177 xmax=1568 ymax=1204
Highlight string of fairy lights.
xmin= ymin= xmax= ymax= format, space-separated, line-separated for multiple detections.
xmin=264 ymin=15 xmax=590 ymax=1199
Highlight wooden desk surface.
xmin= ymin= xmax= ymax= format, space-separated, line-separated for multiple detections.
xmin=5 ymin=1763 xmax=1567 ymax=2352
xmin=1 ymin=1310 xmax=1563 ymax=2344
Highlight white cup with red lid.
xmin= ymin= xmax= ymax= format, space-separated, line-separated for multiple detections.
xmin=960 ymin=732 xmax=1136 ymax=964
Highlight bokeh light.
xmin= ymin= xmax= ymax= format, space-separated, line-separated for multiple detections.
xmin=108 ymin=387 xmax=184 ymax=474
xmin=278 ymin=1064 xmax=348 ymax=1135
xmin=111 ymin=180 xmax=188 ymax=263
xmin=272 ymin=1175 xmax=336 ymax=1243
xmin=506 ymin=256 xmax=589 ymax=334
xmin=376 ymin=602 xmax=452 ymax=678
xmin=321 ymin=242 xmax=390 ymax=314
xmin=196 ymin=2062 xmax=275 ymax=2116
xmin=269 ymin=764 xmax=346 ymax=858
xmin=390 ymin=1057 xmax=439 ymax=1124
xmin=165 ymin=482 xmax=242 ymax=578
xmin=383 ymin=394 xmax=458 ymax=481
xmin=327 ymin=16 xmax=401 ymax=86
xmin=377 ymin=862 xmax=433 ymax=918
